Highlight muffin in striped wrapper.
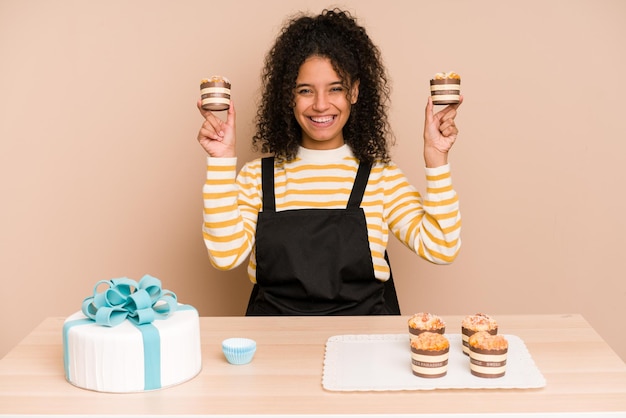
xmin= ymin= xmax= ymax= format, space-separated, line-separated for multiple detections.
xmin=200 ymin=75 xmax=231 ymax=111
xmin=430 ymin=71 xmax=461 ymax=105
xmin=468 ymin=331 xmax=508 ymax=378
xmin=410 ymin=331 xmax=450 ymax=378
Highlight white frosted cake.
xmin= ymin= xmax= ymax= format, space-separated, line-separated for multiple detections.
xmin=62 ymin=275 xmax=202 ymax=392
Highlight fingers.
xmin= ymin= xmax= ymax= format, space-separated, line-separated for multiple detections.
xmin=439 ymin=118 xmax=458 ymax=137
xmin=425 ymin=96 xmax=434 ymax=125
xmin=435 ymin=98 xmax=461 ymax=119
xmin=440 ymin=107 xmax=458 ymax=124
xmin=434 ymin=95 xmax=462 ymax=125
xmin=425 ymin=95 xmax=463 ymax=123
xmin=196 ymin=99 xmax=222 ymax=139
xmin=196 ymin=99 xmax=213 ymax=119
xmin=200 ymin=120 xmax=225 ymax=141
xmin=196 ymin=95 xmax=237 ymax=158
xmin=197 ymin=109 xmax=225 ymax=141
xmin=225 ymin=99 xmax=236 ymax=128
xmin=439 ymin=105 xmax=459 ymax=136
xmin=197 ymin=100 xmax=236 ymax=142
xmin=423 ymin=95 xmax=462 ymax=140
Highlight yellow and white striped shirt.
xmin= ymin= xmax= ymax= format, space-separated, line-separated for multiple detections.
xmin=202 ymin=145 xmax=461 ymax=283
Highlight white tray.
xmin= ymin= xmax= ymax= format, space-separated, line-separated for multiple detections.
xmin=322 ymin=334 xmax=546 ymax=391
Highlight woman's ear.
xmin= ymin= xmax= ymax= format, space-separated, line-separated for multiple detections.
xmin=350 ymin=79 xmax=360 ymax=104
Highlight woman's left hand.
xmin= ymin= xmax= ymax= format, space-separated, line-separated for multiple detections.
xmin=423 ymin=95 xmax=463 ymax=167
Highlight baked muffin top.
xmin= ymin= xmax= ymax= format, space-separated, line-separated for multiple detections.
xmin=462 ymin=313 xmax=498 ymax=331
xmin=201 ymin=75 xmax=230 ymax=84
xmin=410 ymin=331 xmax=450 ymax=351
xmin=468 ymin=331 xmax=508 ymax=350
xmin=432 ymin=71 xmax=461 ymax=80
xmin=408 ymin=312 xmax=446 ymax=330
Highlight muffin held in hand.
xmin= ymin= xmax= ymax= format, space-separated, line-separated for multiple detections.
xmin=200 ymin=75 xmax=231 ymax=111
xmin=429 ymin=71 xmax=461 ymax=105
xmin=468 ymin=331 xmax=508 ymax=378
xmin=410 ymin=331 xmax=450 ymax=378
xmin=461 ymin=313 xmax=498 ymax=355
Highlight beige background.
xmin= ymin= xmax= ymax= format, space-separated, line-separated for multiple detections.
xmin=1 ymin=0 xmax=625 ymax=362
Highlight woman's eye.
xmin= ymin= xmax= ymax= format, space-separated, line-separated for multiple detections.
xmin=297 ymin=88 xmax=312 ymax=95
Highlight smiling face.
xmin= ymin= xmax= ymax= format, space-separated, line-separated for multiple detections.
xmin=293 ymin=56 xmax=359 ymax=150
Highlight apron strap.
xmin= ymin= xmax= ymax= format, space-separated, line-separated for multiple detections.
xmin=261 ymin=157 xmax=276 ymax=212
xmin=383 ymin=251 xmax=401 ymax=315
xmin=347 ymin=161 xmax=372 ymax=209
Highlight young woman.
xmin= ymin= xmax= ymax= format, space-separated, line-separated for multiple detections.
xmin=196 ymin=9 xmax=462 ymax=315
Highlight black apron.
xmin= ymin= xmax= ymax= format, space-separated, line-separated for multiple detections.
xmin=245 ymin=157 xmax=400 ymax=316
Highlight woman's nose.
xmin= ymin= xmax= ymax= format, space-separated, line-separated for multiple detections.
xmin=312 ymin=92 xmax=330 ymax=111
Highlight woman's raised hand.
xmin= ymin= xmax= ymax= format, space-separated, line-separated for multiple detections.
xmin=196 ymin=99 xmax=237 ymax=158
xmin=423 ymin=96 xmax=462 ymax=168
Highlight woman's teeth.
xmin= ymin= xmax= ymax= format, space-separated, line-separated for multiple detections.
xmin=310 ymin=116 xmax=334 ymax=123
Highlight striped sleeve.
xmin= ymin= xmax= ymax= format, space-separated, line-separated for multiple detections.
xmin=202 ymin=157 xmax=260 ymax=270
xmin=384 ymin=163 xmax=461 ymax=264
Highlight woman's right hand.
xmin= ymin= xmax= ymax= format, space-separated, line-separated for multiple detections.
xmin=196 ymin=99 xmax=237 ymax=158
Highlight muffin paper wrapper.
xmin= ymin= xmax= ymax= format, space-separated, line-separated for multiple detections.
xmin=322 ymin=334 xmax=545 ymax=391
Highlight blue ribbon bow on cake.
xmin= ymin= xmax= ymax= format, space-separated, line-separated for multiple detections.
xmin=81 ymin=274 xmax=178 ymax=326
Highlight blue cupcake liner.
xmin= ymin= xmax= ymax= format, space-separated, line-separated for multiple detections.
xmin=222 ymin=337 xmax=257 ymax=365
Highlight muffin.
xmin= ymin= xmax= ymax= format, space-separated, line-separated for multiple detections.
xmin=408 ymin=312 xmax=446 ymax=341
xmin=429 ymin=71 xmax=461 ymax=105
xmin=468 ymin=331 xmax=508 ymax=378
xmin=200 ymin=75 xmax=231 ymax=111
xmin=461 ymin=313 xmax=498 ymax=355
xmin=410 ymin=332 xmax=450 ymax=378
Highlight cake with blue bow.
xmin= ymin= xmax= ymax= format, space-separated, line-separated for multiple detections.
xmin=62 ymin=275 xmax=202 ymax=392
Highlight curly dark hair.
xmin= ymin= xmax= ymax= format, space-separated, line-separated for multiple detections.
xmin=252 ymin=8 xmax=393 ymax=164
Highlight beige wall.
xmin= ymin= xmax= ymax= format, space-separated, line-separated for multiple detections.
xmin=2 ymin=0 xmax=625 ymax=362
